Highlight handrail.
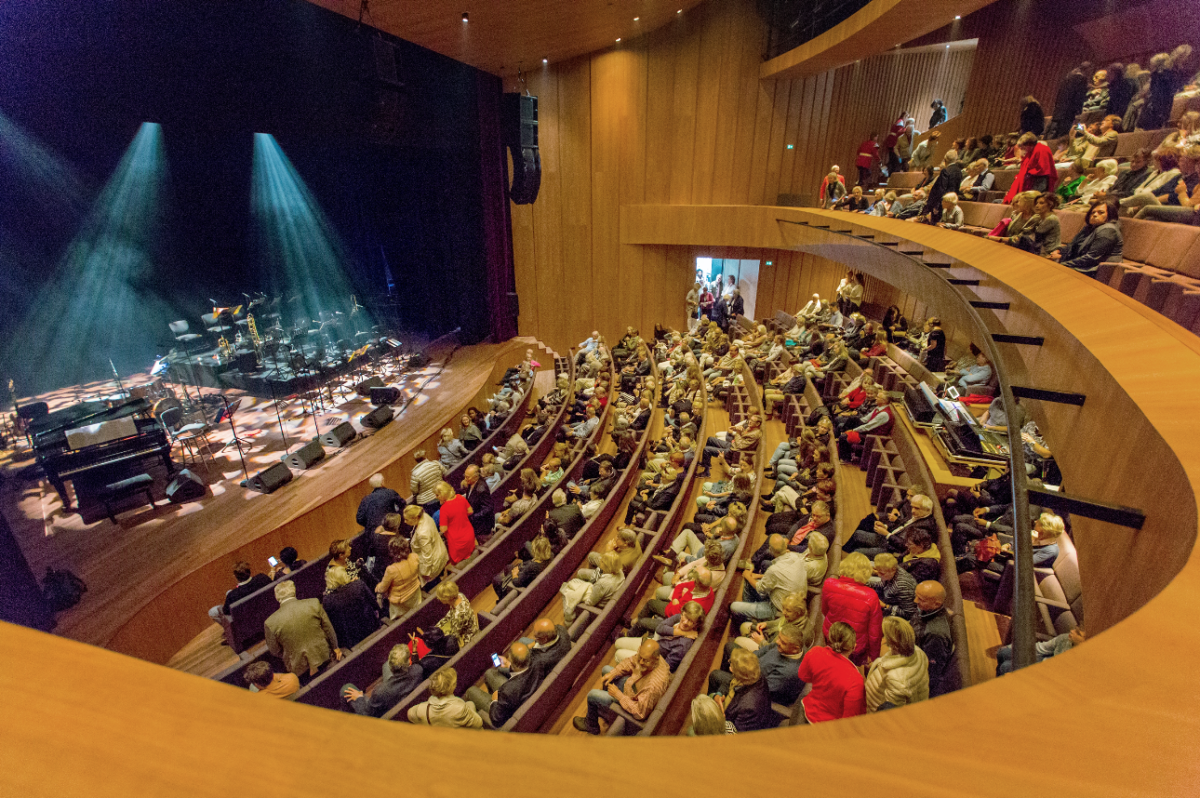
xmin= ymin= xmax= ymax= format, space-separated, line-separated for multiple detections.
xmin=776 ymin=217 xmax=1045 ymax=669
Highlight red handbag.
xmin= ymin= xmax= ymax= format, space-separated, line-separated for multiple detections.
xmin=987 ymin=218 xmax=1011 ymax=237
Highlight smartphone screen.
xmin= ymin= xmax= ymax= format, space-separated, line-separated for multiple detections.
xmin=491 ymin=653 xmax=502 ymax=667
xmin=268 ymin=556 xmax=279 ymax=567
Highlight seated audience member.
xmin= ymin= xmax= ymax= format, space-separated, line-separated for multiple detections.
xmin=995 ymin=512 xmax=1066 ymax=566
xmin=465 ymin=641 xmax=541 ymax=728
xmin=715 ymin=621 xmax=809 ymax=711
xmin=580 ymin=528 xmax=642 ymax=580
xmin=1082 ymin=115 xmax=1121 ymax=164
xmin=1118 ymin=148 xmax=1182 ymax=216
xmin=1134 ymin=144 xmax=1200 ymax=224
xmin=407 ymin=667 xmax=483 ymax=728
xmin=1064 ymin=159 xmax=1119 ymax=207
xmin=843 ymin=492 xmax=937 ymax=559
xmin=342 ymin=644 xmax=424 ymax=717
xmin=821 ymin=553 xmax=884 ymax=667
xmin=958 ymin=159 xmax=995 ymax=200
xmin=436 ymin=481 xmax=477 ymax=565
xmin=1055 ymin=159 xmax=1088 ymax=202
xmin=630 ymin=567 xmax=714 ymax=636
xmin=406 ymin=504 xmax=449 ymax=591
xmin=264 ymin=580 xmax=342 ymax=678
xmin=928 ymin=192 xmax=964 ymax=229
xmin=836 ymin=390 xmax=894 ymax=462
xmin=548 ymin=487 xmax=586 ymax=538
xmin=949 ymin=350 xmax=992 ymax=394
xmin=732 ymin=535 xmax=808 ymax=626
xmin=889 ymin=188 xmax=927 ymax=219
xmin=913 ymin=581 xmax=955 ymax=696
xmin=901 ymin=529 xmax=941 ymax=583
xmin=996 ymin=625 xmax=1085 ymax=675
xmin=322 ymin=540 xmax=380 ymax=649
xmin=561 ymin=551 xmax=625 ymax=622
xmin=437 ymin=427 xmax=469 ymax=470
xmin=459 ymin=413 xmax=483 ymax=449
xmin=870 ymin=190 xmax=899 ymax=217
xmin=624 ymin=464 xmax=682 ymax=525
xmin=433 ymin=580 xmax=479 ymax=648
xmin=494 ymin=431 xmax=530 ymax=467
xmin=1050 ymin=199 xmax=1123 ymax=275
xmin=613 ymin=601 xmax=705 ymax=670
xmin=868 ymin=549 xmax=918 ymax=622
xmin=690 ymin=695 xmax=726 ymax=735
xmin=710 ymin=648 xmax=776 ymax=733
xmin=376 ymin=537 xmax=422 ymax=620
xmin=865 ymin=617 xmax=929 ymax=711
xmin=573 ymin=639 xmax=671 ymax=734
xmin=461 ymin=465 xmax=495 ymax=543
xmin=729 ymin=589 xmax=808 ymax=659
xmin=243 ymin=661 xmax=299 ymax=699
xmin=835 ymin=185 xmax=870 ymax=212
xmin=270 ymin=546 xmax=306 ymax=580
xmin=494 ymin=534 xmax=553 ymax=600
xmin=209 ymin=560 xmax=271 ymax=625
xmin=1002 ymin=192 xmax=1061 ymax=255
xmin=410 ymin=449 xmax=445 ymax=515
xmin=482 ymin=462 xmax=501 ymax=492
xmin=796 ymin=622 xmax=866 ymax=723
xmin=1004 ymin=133 xmax=1059 ymax=203
xmin=356 ymin=472 xmax=404 ymax=531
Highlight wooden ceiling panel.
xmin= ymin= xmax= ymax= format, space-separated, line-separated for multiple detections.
xmin=304 ymin=0 xmax=708 ymax=76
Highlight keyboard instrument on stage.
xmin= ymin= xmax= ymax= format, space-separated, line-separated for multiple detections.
xmin=30 ymin=398 xmax=174 ymax=511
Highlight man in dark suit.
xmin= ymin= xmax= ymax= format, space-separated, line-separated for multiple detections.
xmin=841 ymin=493 xmax=938 ymax=558
xmin=264 ymin=580 xmax=342 ymax=677
xmin=527 ymin=618 xmax=572 ymax=676
xmin=356 ymin=473 xmax=405 ymax=531
xmin=751 ymin=501 xmax=834 ymax=572
xmin=548 ymin=488 xmax=586 ymax=538
xmin=341 ymin=644 xmax=424 ymax=717
xmin=465 ymin=642 xmax=542 ymax=728
xmin=208 ymin=560 xmax=271 ymax=625
xmin=461 ymin=465 xmax=495 ymax=542
xmin=624 ymin=466 xmax=682 ymax=525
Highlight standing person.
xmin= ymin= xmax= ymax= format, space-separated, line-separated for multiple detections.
xmin=893 ymin=119 xmax=917 ymax=172
xmin=376 ymin=537 xmax=422 ymax=620
xmin=819 ymin=167 xmax=847 ymax=208
xmin=410 ymin=449 xmax=445 ymax=516
xmin=821 ymin=553 xmax=884 ymax=667
xmin=405 ymin=504 xmax=449 ymax=592
xmin=795 ymin=622 xmax=866 ymax=723
xmin=460 ymin=464 xmax=494 ymax=543
xmin=909 ymin=130 xmax=940 ymax=171
xmin=1105 ymin=63 xmax=1134 ymax=119
xmin=1003 ymin=133 xmax=1059 ymax=203
xmin=263 ymin=580 xmax=342 ymax=679
xmin=1045 ymin=63 xmax=1090 ymax=139
xmin=356 ymin=473 xmax=404 ymax=532
xmin=1018 ymin=96 xmax=1045 ymax=135
xmin=922 ymin=317 xmax=947 ymax=372
xmin=435 ymin=481 xmax=476 ymax=565
xmin=928 ymin=99 xmax=947 ymax=129
xmin=854 ymin=133 xmax=880 ymax=187
xmin=883 ymin=111 xmax=907 ymax=174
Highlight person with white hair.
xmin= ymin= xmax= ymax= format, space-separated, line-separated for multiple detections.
xmin=263 ymin=579 xmax=343 ymax=678
xmin=356 ymin=472 xmax=404 ymax=531
xmin=934 ymin=193 xmax=964 ymax=229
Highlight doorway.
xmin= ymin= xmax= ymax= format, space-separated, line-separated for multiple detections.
xmin=695 ymin=257 xmax=760 ymax=322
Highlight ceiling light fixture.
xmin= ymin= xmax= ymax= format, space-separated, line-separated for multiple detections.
xmin=461 ymin=12 xmax=468 ymax=22
xmin=634 ymin=16 xmax=640 ymax=21
xmin=616 ymin=37 xmax=622 ymax=42
xmin=677 ymin=9 xmax=683 ymax=13
xmin=954 ymin=14 xmax=961 ymax=19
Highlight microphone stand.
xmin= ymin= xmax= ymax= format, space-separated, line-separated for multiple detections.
xmin=268 ymin=379 xmax=291 ymax=455
xmin=218 ymin=395 xmax=251 ymax=485
xmin=109 ymin=359 xmax=129 ymax=400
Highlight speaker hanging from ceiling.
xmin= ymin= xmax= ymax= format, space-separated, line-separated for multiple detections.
xmin=503 ymin=93 xmax=540 ymax=205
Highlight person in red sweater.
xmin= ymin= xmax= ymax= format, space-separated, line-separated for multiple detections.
xmin=630 ymin=567 xmax=715 ymax=635
xmin=796 ymin=622 xmax=866 ymax=723
xmin=821 ymin=552 xmax=883 ymax=666
xmin=855 ymin=133 xmax=880 ymax=187
xmin=435 ymin=481 xmax=477 ymax=565
xmin=883 ymin=112 xmax=907 ymax=174
xmin=818 ymin=166 xmax=847 ymax=207
xmin=1004 ymin=132 xmax=1059 ymax=203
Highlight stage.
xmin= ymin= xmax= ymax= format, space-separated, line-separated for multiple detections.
xmin=0 ymin=337 xmax=549 ymax=664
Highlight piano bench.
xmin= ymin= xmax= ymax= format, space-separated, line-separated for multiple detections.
xmin=100 ymin=474 xmax=156 ymax=524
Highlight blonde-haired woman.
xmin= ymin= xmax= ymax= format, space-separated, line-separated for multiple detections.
xmin=437 ymin=428 xmax=468 ymax=470
xmin=404 ymin=504 xmax=448 ymax=591
xmin=732 ymin=590 xmax=809 ymax=653
xmin=716 ymin=648 xmax=775 ymax=732
xmin=821 ymin=552 xmax=884 ymax=666
xmin=434 ymin=580 xmax=479 ymax=648
xmin=376 ymin=536 xmax=422 ymax=620
xmin=407 ymin=667 xmax=483 ymax=728
xmin=561 ymin=551 xmax=624 ymax=622
xmin=435 ymin=481 xmax=476 ymax=565
xmin=689 ymin=694 xmax=725 ymax=735
xmin=864 ymin=616 xmax=929 ymax=711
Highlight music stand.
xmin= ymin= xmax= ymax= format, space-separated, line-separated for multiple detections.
xmin=214 ymin=397 xmax=253 ymax=485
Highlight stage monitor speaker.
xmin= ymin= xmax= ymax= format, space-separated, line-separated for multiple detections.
xmin=361 ymin=405 xmax=394 ymax=430
xmin=245 ymin=462 xmax=293 ymax=494
xmin=234 ymin=351 xmax=258 ymax=375
xmin=356 ymin=376 xmax=385 ymax=396
xmin=503 ymin=93 xmax=541 ymax=205
xmin=370 ymin=386 xmax=401 ymax=405
xmin=166 ymin=469 xmax=206 ymax=504
xmin=287 ymin=440 xmax=326 ymax=470
xmin=320 ymin=421 xmax=357 ymax=448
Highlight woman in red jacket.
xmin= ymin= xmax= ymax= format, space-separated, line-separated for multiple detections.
xmin=435 ymin=481 xmax=477 ymax=565
xmin=821 ymin=552 xmax=883 ymax=666
xmin=796 ymin=622 xmax=866 ymax=723
xmin=1004 ymin=132 xmax=1059 ymax=203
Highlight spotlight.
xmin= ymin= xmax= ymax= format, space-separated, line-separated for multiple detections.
xmin=542 ymin=58 xmax=548 ymax=64
xmin=946 ymin=44 xmax=950 ymax=48
xmin=461 ymin=11 xmax=468 ymax=22
xmin=954 ymin=14 xmax=961 ymax=19
xmin=616 ymin=37 xmax=621 ymax=42
xmin=634 ymin=16 xmax=640 ymax=21
xmin=677 ymin=9 xmax=683 ymax=13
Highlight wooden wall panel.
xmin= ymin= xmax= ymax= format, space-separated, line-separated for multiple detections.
xmin=508 ymin=0 xmax=977 ymax=355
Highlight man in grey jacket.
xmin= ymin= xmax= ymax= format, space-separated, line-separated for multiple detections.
xmin=264 ymin=580 xmax=342 ymax=677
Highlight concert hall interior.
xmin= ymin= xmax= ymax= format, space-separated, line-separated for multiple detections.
xmin=1 ymin=0 xmax=1198 ymax=795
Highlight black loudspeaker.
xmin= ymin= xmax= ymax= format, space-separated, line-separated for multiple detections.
xmin=361 ymin=405 xmax=394 ymax=430
xmin=356 ymin=376 xmax=385 ymax=396
xmin=320 ymin=421 xmax=357 ymax=448
xmin=503 ymin=93 xmax=541 ymax=205
xmin=287 ymin=440 xmax=326 ymax=470
xmin=234 ymin=351 xmax=258 ymax=375
xmin=245 ymin=462 xmax=294 ymax=494
xmin=165 ymin=469 xmax=206 ymax=504
xmin=370 ymin=386 xmax=401 ymax=405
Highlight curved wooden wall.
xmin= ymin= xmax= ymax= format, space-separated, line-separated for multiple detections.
xmin=3 ymin=211 xmax=1199 ymax=793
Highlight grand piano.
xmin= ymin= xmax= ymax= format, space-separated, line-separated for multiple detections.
xmin=30 ymin=398 xmax=174 ymax=511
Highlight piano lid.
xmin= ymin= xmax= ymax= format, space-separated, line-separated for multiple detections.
xmin=30 ymin=398 xmax=151 ymax=442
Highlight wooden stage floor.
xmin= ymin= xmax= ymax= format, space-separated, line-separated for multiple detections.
xmin=1 ymin=339 xmax=523 ymax=663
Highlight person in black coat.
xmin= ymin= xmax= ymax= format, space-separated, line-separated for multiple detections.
xmin=729 ymin=289 xmax=745 ymax=319
xmin=1105 ymin=63 xmax=1135 ymax=119
xmin=711 ymin=294 xmax=729 ymax=332
xmin=548 ymin=489 xmax=586 ymax=538
xmin=210 ymin=561 xmax=272 ymax=624
xmin=918 ymin=162 xmax=964 ymax=222
xmin=1046 ymin=64 xmax=1090 ymax=139
xmin=465 ymin=641 xmax=542 ymax=728
xmin=461 ymin=465 xmax=495 ymax=542
xmin=842 ymin=495 xmax=939 ymax=558
xmin=1050 ymin=200 xmax=1123 ymax=276
xmin=342 ymin=644 xmax=424 ymax=717
xmin=356 ymin=474 xmax=405 ymax=531
xmin=928 ymin=99 xmax=947 ymax=129
xmin=624 ymin=469 xmax=682 ymax=525
xmin=714 ymin=648 xmax=779 ymax=732
xmin=1018 ymin=96 xmax=1045 ymax=136
xmin=321 ymin=577 xmax=381 ymax=650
